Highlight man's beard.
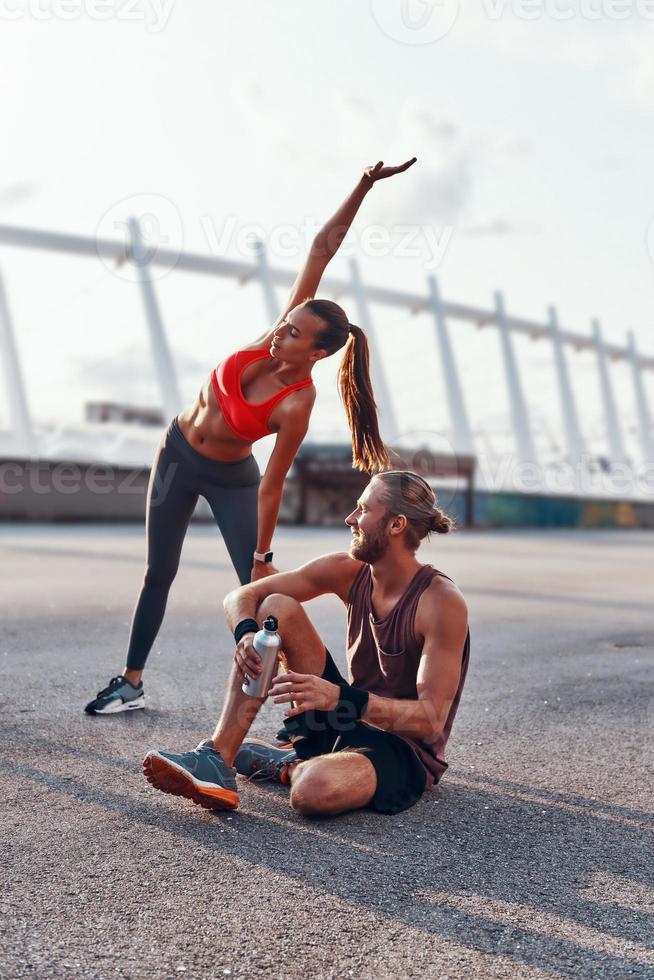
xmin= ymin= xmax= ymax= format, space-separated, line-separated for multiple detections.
xmin=349 ymin=521 xmax=390 ymax=564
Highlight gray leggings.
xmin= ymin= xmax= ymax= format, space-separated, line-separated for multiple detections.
xmin=125 ymin=417 xmax=260 ymax=671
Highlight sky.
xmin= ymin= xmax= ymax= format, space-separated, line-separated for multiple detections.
xmin=1 ymin=1 xmax=653 ymax=470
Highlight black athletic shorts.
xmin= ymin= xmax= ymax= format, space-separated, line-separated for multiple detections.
xmin=282 ymin=649 xmax=427 ymax=815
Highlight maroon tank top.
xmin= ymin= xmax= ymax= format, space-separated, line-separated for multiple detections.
xmin=346 ymin=563 xmax=470 ymax=788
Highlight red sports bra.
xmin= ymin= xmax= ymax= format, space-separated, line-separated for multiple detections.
xmin=211 ymin=347 xmax=314 ymax=443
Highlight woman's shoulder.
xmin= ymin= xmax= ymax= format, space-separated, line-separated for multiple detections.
xmin=278 ymin=378 xmax=316 ymax=410
xmin=268 ymin=382 xmax=316 ymax=434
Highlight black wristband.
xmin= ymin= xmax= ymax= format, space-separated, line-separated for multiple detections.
xmin=326 ymin=683 xmax=370 ymax=733
xmin=233 ymin=618 xmax=259 ymax=645
xmin=336 ymin=683 xmax=369 ymax=719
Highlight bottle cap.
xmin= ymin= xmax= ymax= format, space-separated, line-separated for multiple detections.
xmin=263 ymin=615 xmax=278 ymax=631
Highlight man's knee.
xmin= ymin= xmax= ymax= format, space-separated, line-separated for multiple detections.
xmin=258 ymin=593 xmax=303 ymax=624
xmin=290 ymin=754 xmax=377 ymax=817
xmin=256 ymin=592 xmax=325 ymax=675
xmin=289 ymin=762 xmax=335 ymax=817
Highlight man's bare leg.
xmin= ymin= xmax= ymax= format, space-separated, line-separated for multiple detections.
xmin=290 ymin=753 xmax=377 ymax=816
xmin=212 ymin=593 xmax=329 ymax=767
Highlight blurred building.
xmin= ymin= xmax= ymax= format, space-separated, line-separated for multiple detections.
xmin=85 ymin=402 xmax=164 ymax=427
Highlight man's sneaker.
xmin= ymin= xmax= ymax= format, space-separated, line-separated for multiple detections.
xmin=84 ymin=675 xmax=145 ymax=715
xmin=275 ymin=726 xmax=293 ymax=748
xmin=143 ymin=739 xmax=239 ymax=811
xmin=235 ymin=738 xmax=298 ymax=785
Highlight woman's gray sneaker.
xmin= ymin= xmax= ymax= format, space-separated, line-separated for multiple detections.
xmin=84 ymin=675 xmax=145 ymax=715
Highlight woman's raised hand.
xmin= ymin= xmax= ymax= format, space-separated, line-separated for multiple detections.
xmin=363 ymin=158 xmax=417 ymax=183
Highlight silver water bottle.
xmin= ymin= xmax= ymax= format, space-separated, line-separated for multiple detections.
xmin=241 ymin=615 xmax=282 ymax=697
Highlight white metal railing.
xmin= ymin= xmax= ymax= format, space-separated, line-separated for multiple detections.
xmin=0 ymin=220 xmax=652 ymax=491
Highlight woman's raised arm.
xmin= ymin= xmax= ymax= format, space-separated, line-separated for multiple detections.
xmin=249 ymin=158 xmax=417 ymax=349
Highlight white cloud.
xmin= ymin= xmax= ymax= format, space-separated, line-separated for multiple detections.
xmin=452 ymin=7 xmax=654 ymax=113
xmin=0 ymin=182 xmax=38 ymax=208
xmin=66 ymin=345 xmax=207 ymax=404
xmin=460 ymin=218 xmax=542 ymax=236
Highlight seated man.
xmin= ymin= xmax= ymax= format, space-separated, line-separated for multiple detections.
xmin=143 ymin=470 xmax=470 ymax=817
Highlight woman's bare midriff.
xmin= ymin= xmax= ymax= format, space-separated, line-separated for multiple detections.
xmin=176 ymin=377 xmax=255 ymax=462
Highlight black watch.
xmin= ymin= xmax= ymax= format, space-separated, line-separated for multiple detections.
xmin=253 ymin=550 xmax=274 ymax=563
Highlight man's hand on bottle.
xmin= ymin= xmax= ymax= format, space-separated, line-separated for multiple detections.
xmin=234 ymin=635 xmax=261 ymax=683
xmin=269 ymin=671 xmax=341 ymax=718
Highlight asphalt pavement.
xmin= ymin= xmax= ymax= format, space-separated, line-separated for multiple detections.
xmin=1 ymin=522 xmax=653 ymax=979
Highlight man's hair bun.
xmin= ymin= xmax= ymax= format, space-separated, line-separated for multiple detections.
xmin=373 ymin=470 xmax=456 ymax=550
xmin=430 ymin=509 xmax=454 ymax=534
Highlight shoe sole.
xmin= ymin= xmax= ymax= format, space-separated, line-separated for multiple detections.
xmin=85 ymin=695 xmax=145 ymax=715
xmin=143 ymin=751 xmax=239 ymax=811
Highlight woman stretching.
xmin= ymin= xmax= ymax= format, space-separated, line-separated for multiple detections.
xmin=85 ymin=157 xmax=417 ymax=715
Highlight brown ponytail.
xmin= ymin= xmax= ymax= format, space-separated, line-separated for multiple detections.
xmin=338 ymin=324 xmax=391 ymax=473
xmin=303 ymin=299 xmax=391 ymax=474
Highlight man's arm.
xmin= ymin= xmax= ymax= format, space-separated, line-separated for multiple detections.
xmin=223 ymin=552 xmax=360 ymax=631
xmin=361 ymin=582 xmax=468 ymax=741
